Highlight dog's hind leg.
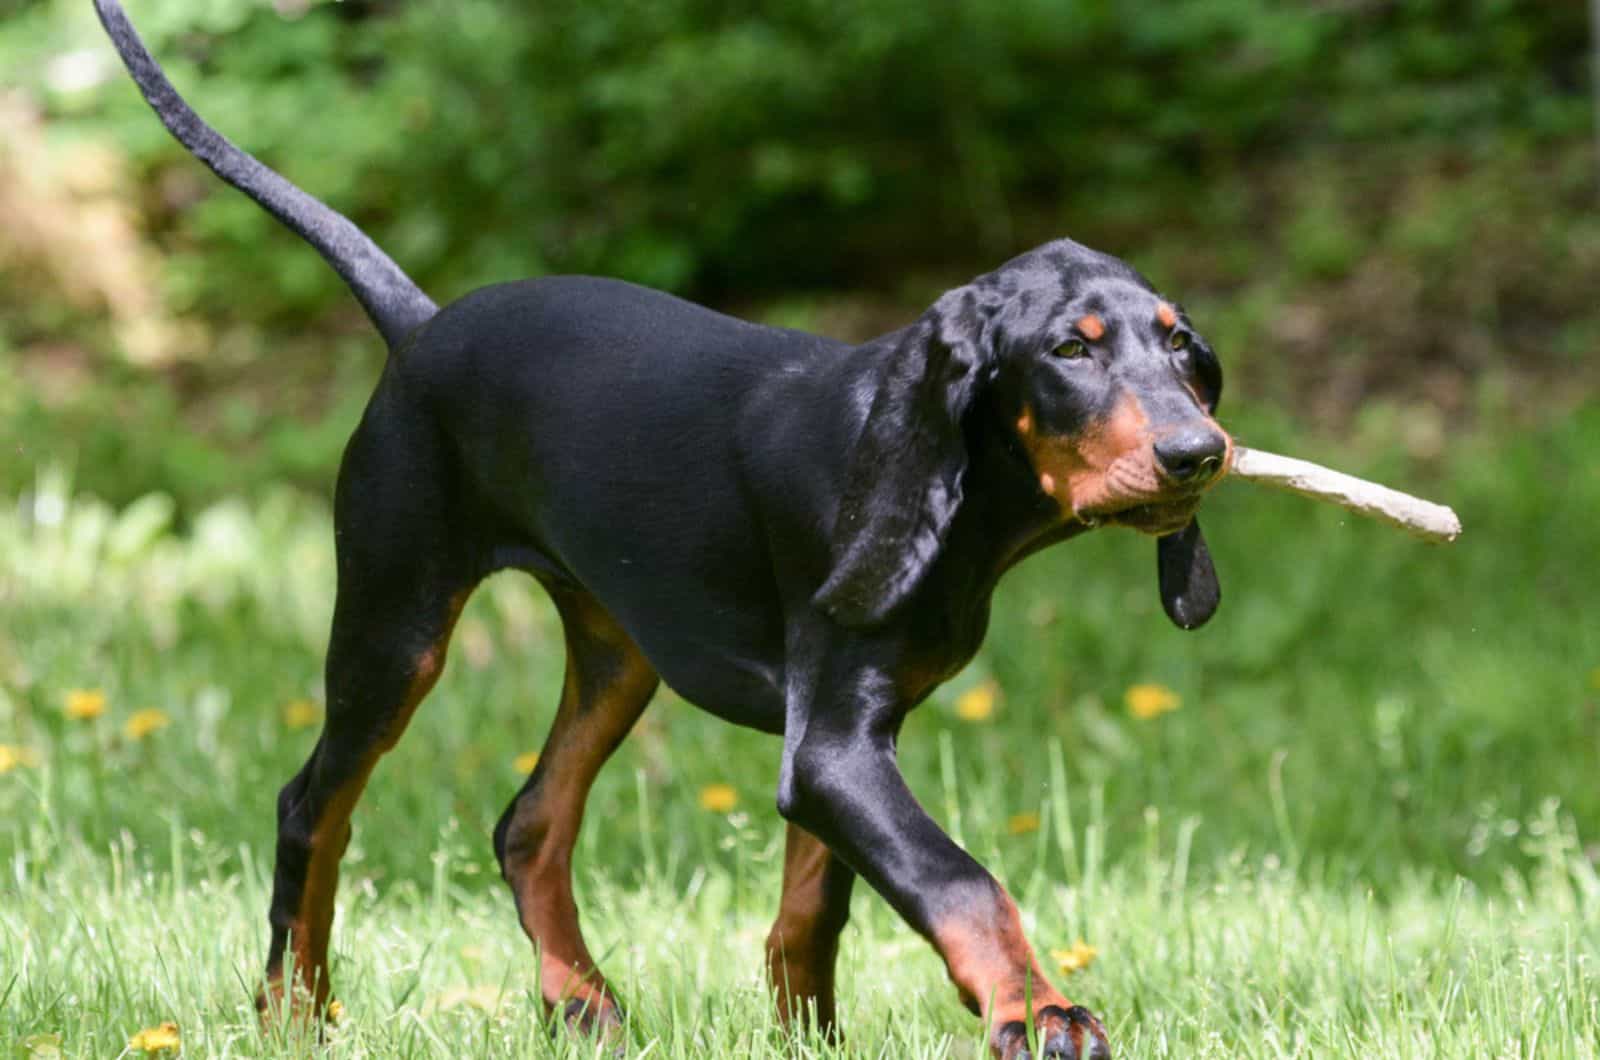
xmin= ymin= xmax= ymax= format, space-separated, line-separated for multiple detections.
xmin=493 ymin=584 xmax=659 ymax=1036
xmin=767 ymin=822 xmax=856 ymax=1035
xmin=259 ymin=388 xmax=478 ymax=1018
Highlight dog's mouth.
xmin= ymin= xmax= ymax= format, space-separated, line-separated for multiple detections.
xmin=1046 ymin=440 xmax=1229 ymax=538
xmin=1075 ymin=492 xmax=1204 ymax=537
xmin=1064 ymin=444 xmax=1227 ymax=537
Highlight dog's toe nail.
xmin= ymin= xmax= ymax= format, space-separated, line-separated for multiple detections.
xmin=994 ymin=1020 xmax=1031 ymax=1059
xmin=1042 ymin=1033 xmax=1078 ymax=1058
xmin=1032 ymin=1006 xmax=1077 ymax=1059
xmin=1061 ymin=1005 xmax=1111 ymax=1060
xmin=558 ymin=996 xmax=624 ymax=1040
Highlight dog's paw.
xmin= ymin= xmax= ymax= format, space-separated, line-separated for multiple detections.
xmin=993 ymin=1004 xmax=1110 ymax=1060
xmin=557 ymin=996 xmax=627 ymax=1054
xmin=254 ymin=977 xmax=335 ymax=1028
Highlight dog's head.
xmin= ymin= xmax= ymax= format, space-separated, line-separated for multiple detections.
xmin=815 ymin=239 xmax=1229 ymax=630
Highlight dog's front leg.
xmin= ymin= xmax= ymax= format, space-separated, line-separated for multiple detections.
xmin=776 ymin=652 xmax=1110 ymax=1060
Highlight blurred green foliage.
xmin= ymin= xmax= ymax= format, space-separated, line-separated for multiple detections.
xmin=0 ymin=0 xmax=1595 ymax=508
xmin=18 ymin=0 xmax=1588 ymax=298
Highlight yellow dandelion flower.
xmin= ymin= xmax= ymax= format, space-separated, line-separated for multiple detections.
xmin=1125 ymin=683 xmax=1180 ymax=720
xmin=283 ymin=699 xmax=322 ymax=729
xmin=0 ymin=744 xmax=42 ymax=774
xmin=124 ymin=708 xmax=172 ymax=741
xmin=64 ymin=688 xmax=106 ymax=720
xmin=513 ymin=751 xmax=541 ymax=774
xmin=127 ymin=1021 xmax=180 ymax=1053
xmin=956 ymin=681 xmax=999 ymax=722
xmin=1007 ymin=811 xmax=1040 ymax=835
xmin=327 ymin=999 xmax=344 ymax=1023
xmin=698 ymin=783 xmax=738 ymax=813
xmin=1050 ymin=939 xmax=1098 ymax=975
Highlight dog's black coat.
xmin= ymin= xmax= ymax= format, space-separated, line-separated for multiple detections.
xmin=96 ymin=2 xmax=1231 ymax=1055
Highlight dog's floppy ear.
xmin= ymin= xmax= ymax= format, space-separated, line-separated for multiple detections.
xmin=1158 ymin=333 xmax=1223 ymax=628
xmin=1157 ymin=518 xmax=1220 ymax=629
xmin=813 ymin=286 xmax=995 ymax=627
xmin=1193 ymin=338 xmax=1222 ymax=414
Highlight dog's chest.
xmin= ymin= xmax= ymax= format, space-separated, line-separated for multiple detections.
xmin=893 ymin=597 xmax=993 ymax=706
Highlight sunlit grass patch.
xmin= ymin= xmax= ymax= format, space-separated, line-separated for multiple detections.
xmin=3 ymin=412 xmax=1600 ymax=1056
xmin=1 ymin=794 xmax=1596 ymax=1058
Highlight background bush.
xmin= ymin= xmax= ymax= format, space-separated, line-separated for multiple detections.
xmin=1 ymin=0 xmax=1595 ymax=507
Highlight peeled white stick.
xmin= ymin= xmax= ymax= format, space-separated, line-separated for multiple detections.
xmin=1227 ymin=445 xmax=1462 ymax=543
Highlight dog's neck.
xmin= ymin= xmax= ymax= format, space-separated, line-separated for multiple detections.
xmin=932 ymin=397 xmax=1092 ymax=606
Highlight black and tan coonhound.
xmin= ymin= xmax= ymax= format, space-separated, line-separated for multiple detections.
xmin=97 ymin=3 xmax=1234 ymax=1056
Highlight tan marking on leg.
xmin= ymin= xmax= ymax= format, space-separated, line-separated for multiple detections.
xmin=279 ymin=779 xmax=362 ymax=1010
xmin=274 ymin=592 xmax=469 ymax=1012
xmin=1075 ymin=314 xmax=1105 ymax=341
xmin=500 ymin=591 xmax=658 ymax=1031
xmin=929 ymin=889 xmax=1073 ymax=1040
xmin=1157 ymin=301 xmax=1177 ymax=329
xmin=767 ymin=823 xmax=852 ymax=1033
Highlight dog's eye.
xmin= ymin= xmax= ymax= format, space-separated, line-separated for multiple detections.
xmin=1169 ymin=331 xmax=1191 ymax=352
xmin=1054 ymin=340 xmax=1089 ymax=360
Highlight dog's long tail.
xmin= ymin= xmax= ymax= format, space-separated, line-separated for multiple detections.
xmin=92 ymin=0 xmax=436 ymax=349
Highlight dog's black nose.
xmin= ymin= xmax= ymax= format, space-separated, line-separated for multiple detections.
xmin=1155 ymin=429 xmax=1227 ymax=485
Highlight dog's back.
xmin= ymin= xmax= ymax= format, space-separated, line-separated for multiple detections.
xmin=392 ymin=275 xmax=859 ymax=725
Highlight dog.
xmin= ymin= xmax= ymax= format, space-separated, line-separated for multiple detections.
xmin=96 ymin=3 xmax=1233 ymax=1056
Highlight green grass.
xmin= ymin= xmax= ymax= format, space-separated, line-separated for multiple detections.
xmin=3 ymin=405 xmax=1599 ymax=1056
xmin=5 ymin=784 xmax=1598 ymax=1058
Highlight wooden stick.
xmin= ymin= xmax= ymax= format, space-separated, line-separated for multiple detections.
xmin=1227 ymin=446 xmax=1462 ymax=543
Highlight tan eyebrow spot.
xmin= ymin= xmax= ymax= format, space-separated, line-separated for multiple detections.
xmin=1039 ymin=472 xmax=1056 ymax=495
xmin=1076 ymin=314 xmax=1105 ymax=341
xmin=1016 ymin=406 xmax=1033 ymax=435
xmin=1157 ymin=302 xmax=1177 ymax=329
